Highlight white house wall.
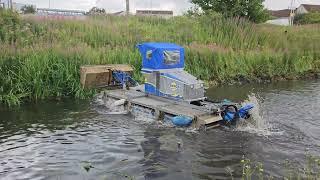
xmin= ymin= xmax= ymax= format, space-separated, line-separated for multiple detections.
xmin=296 ymin=5 xmax=308 ymax=14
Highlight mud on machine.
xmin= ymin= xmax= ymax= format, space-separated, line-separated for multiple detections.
xmin=80 ymin=42 xmax=254 ymax=130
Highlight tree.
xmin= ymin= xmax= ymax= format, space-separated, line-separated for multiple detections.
xmin=21 ymin=5 xmax=36 ymax=14
xmin=87 ymin=7 xmax=106 ymax=15
xmin=294 ymin=12 xmax=320 ymax=25
xmin=185 ymin=6 xmax=202 ymax=17
xmin=190 ymin=0 xmax=269 ymax=23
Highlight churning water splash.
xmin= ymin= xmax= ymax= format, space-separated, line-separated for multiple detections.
xmin=235 ymin=93 xmax=284 ymax=136
xmin=93 ymin=93 xmax=174 ymax=127
xmin=131 ymin=106 xmax=179 ymax=129
xmin=93 ymin=92 xmax=284 ymax=135
xmin=93 ymin=94 xmax=129 ymax=115
xmin=131 ymin=105 xmax=157 ymax=123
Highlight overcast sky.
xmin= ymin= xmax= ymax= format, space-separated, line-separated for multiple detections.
xmin=11 ymin=0 xmax=320 ymax=14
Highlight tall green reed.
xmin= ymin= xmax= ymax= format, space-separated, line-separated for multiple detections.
xmin=0 ymin=10 xmax=319 ymax=106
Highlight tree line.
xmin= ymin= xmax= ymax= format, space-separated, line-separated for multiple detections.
xmin=4 ymin=1 xmax=320 ymax=25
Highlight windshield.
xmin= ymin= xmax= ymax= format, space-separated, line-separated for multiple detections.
xmin=146 ymin=50 xmax=152 ymax=60
xmin=163 ymin=50 xmax=180 ymax=65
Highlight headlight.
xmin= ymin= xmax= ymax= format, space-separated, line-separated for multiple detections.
xmin=191 ymin=85 xmax=194 ymax=89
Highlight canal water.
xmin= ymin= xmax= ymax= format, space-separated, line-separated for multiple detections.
xmin=1 ymin=80 xmax=320 ymax=179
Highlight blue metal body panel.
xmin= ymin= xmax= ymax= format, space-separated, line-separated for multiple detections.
xmin=137 ymin=42 xmax=204 ymax=101
xmin=112 ymin=71 xmax=138 ymax=87
xmin=137 ymin=42 xmax=185 ymax=70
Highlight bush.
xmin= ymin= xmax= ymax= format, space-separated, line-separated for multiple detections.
xmin=0 ymin=9 xmax=21 ymax=43
xmin=21 ymin=5 xmax=36 ymax=14
xmin=294 ymin=12 xmax=320 ymax=25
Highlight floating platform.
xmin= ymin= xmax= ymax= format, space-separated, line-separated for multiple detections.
xmin=83 ymin=43 xmax=254 ymax=130
xmin=103 ymin=89 xmax=223 ymax=129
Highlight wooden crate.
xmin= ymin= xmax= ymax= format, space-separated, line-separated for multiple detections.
xmin=80 ymin=65 xmax=133 ymax=88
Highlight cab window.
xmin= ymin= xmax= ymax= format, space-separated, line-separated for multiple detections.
xmin=163 ymin=50 xmax=180 ymax=65
xmin=146 ymin=50 xmax=152 ymax=60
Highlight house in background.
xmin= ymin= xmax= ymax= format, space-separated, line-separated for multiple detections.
xmin=0 ymin=0 xmax=8 ymax=9
xmin=0 ymin=1 xmax=36 ymax=13
xmin=266 ymin=4 xmax=320 ymax=26
xmin=110 ymin=11 xmax=128 ymax=16
xmin=13 ymin=2 xmax=36 ymax=13
xmin=36 ymin=8 xmax=86 ymax=20
xmin=296 ymin=4 xmax=320 ymax=15
xmin=37 ymin=8 xmax=85 ymax=16
xmin=136 ymin=10 xmax=173 ymax=18
xmin=266 ymin=9 xmax=291 ymax=26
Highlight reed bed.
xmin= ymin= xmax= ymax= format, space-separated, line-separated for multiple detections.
xmin=0 ymin=10 xmax=319 ymax=106
xmin=236 ymin=154 xmax=320 ymax=180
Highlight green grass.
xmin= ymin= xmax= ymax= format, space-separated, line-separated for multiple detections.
xmin=1 ymin=9 xmax=320 ymax=106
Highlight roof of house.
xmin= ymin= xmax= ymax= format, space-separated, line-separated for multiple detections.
xmin=269 ymin=9 xmax=291 ymax=18
xmin=300 ymin=4 xmax=320 ymax=12
xmin=136 ymin=10 xmax=173 ymax=15
xmin=112 ymin=11 xmax=125 ymax=15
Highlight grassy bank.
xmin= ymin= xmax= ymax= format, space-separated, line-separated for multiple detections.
xmin=0 ymin=10 xmax=320 ymax=106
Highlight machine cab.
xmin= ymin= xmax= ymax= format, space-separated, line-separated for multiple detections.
xmin=137 ymin=42 xmax=185 ymax=70
xmin=137 ymin=42 xmax=205 ymax=102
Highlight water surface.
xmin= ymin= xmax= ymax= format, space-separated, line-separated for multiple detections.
xmin=1 ymin=80 xmax=320 ymax=179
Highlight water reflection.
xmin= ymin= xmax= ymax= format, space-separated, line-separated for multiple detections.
xmin=206 ymin=80 xmax=313 ymax=101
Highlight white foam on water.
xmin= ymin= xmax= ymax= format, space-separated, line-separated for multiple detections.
xmin=93 ymin=94 xmax=129 ymax=115
xmin=185 ymin=127 xmax=200 ymax=134
xmin=93 ymin=92 xmax=283 ymax=136
xmin=94 ymin=94 xmax=170 ymax=126
xmin=235 ymin=93 xmax=284 ymax=136
xmin=131 ymin=105 xmax=157 ymax=124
